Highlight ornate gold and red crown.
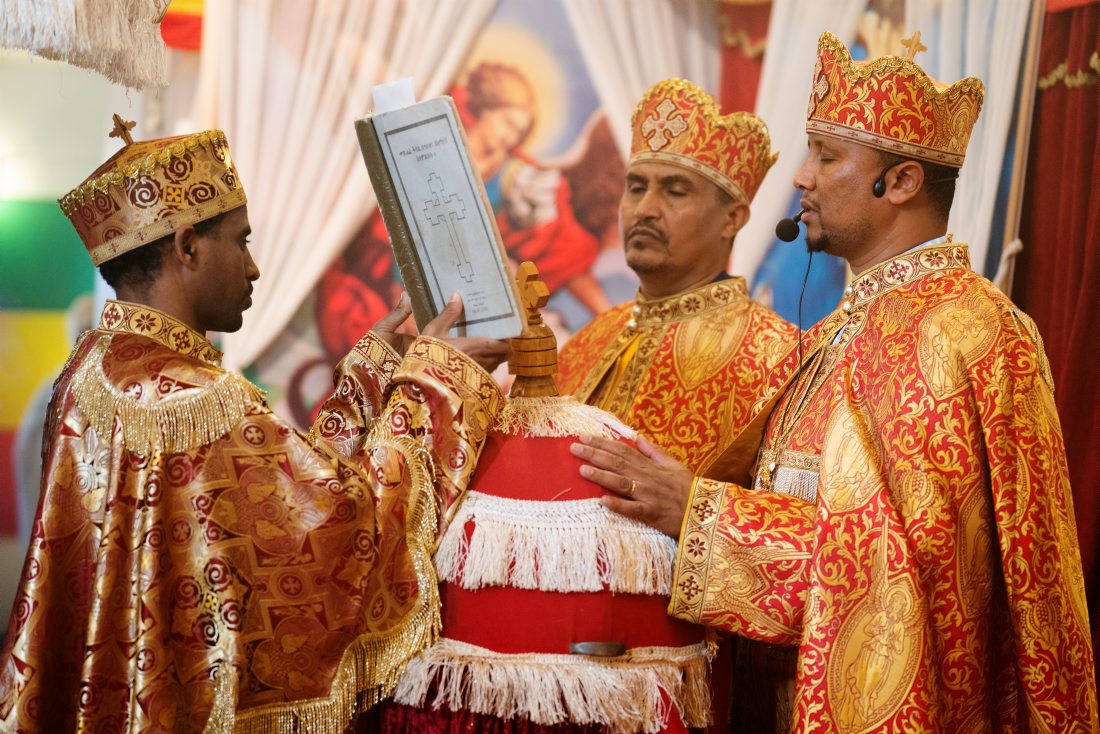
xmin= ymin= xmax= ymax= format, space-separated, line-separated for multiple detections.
xmin=806 ymin=31 xmax=984 ymax=167
xmin=630 ymin=79 xmax=777 ymax=205
xmin=59 ymin=122 xmax=247 ymax=266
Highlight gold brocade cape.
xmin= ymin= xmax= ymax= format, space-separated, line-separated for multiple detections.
xmin=672 ymin=244 xmax=1099 ymax=731
xmin=556 ymin=277 xmax=799 ymax=475
xmin=0 ymin=300 xmax=504 ymax=733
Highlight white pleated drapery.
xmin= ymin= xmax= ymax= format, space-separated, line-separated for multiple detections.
xmin=560 ymin=0 xmax=721 ymax=162
xmin=905 ymin=0 xmax=1034 ymax=279
xmin=729 ymin=0 xmax=866 ymax=282
xmin=195 ymin=0 xmax=496 ymax=370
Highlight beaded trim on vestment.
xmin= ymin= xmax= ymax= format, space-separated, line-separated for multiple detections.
xmin=846 ymin=241 xmax=970 ymax=309
xmin=98 ymin=299 xmax=222 ymax=365
xmin=631 ymin=276 xmax=749 ymax=328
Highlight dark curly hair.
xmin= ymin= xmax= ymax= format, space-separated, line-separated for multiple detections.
xmin=99 ymin=212 xmax=230 ymax=294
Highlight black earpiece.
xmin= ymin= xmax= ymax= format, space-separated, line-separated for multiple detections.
xmin=872 ymin=159 xmax=905 ymax=198
xmin=873 ymin=159 xmax=958 ymax=197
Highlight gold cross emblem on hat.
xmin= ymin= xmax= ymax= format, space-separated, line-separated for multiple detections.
xmin=641 ymin=99 xmax=689 ymax=152
xmin=900 ymin=31 xmax=927 ymax=61
xmin=109 ymin=114 xmax=136 ymax=145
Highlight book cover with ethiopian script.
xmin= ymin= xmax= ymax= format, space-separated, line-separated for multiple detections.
xmin=355 ymin=97 xmax=525 ymax=340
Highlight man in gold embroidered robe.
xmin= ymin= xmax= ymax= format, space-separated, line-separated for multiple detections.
xmin=557 ymin=80 xmax=797 ymax=475
xmin=573 ymin=34 xmax=1098 ymax=732
xmin=0 ymin=123 xmax=510 ymax=732
xmin=555 ymin=80 xmax=799 ymax=731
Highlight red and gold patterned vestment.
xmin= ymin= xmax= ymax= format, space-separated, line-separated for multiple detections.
xmin=672 ymin=243 xmax=1098 ymax=732
xmin=0 ymin=299 xmax=504 ymax=733
xmin=557 ymin=277 xmax=798 ymax=475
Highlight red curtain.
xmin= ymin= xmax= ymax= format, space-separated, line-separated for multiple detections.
xmin=716 ymin=1 xmax=772 ymax=113
xmin=1014 ymin=0 xmax=1100 ymax=681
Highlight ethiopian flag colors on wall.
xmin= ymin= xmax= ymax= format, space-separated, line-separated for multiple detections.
xmin=0 ymin=200 xmax=95 ymax=537
xmin=161 ymin=0 xmax=204 ymax=51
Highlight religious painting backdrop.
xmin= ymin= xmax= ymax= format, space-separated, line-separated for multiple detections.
xmin=250 ymin=0 xmax=633 ymax=427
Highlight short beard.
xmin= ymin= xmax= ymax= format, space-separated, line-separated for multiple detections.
xmin=806 ymin=232 xmax=830 ymax=254
xmin=624 ymin=249 xmax=661 ymax=274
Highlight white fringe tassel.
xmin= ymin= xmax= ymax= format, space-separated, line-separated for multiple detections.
xmin=435 ymin=492 xmax=677 ymax=594
xmin=393 ymin=637 xmax=712 ymax=734
xmin=0 ymin=0 xmax=168 ymax=89
xmin=495 ymin=396 xmax=636 ymax=439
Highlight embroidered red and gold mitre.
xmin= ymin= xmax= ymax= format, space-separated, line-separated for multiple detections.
xmin=58 ymin=125 xmax=246 ymax=265
xmin=630 ymin=79 xmax=777 ymax=204
xmin=806 ymin=31 xmax=984 ymax=167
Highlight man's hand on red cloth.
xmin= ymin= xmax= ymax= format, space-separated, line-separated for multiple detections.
xmin=570 ymin=434 xmax=693 ymax=539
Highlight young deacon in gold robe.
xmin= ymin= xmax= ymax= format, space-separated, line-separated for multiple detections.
xmin=0 ymin=120 xmax=510 ymax=732
xmin=573 ymin=33 xmax=1098 ymax=731
xmin=555 ymin=80 xmax=800 ymax=731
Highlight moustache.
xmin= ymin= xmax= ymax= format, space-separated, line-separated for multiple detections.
xmin=626 ymin=224 xmax=666 ymax=243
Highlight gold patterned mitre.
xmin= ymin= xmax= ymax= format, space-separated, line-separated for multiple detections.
xmin=59 ymin=120 xmax=247 ymax=266
xmin=806 ymin=31 xmax=984 ymax=167
xmin=630 ymin=79 xmax=777 ymax=204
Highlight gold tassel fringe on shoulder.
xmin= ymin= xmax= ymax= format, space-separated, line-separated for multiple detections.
xmin=71 ymin=335 xmax=267 ymax=455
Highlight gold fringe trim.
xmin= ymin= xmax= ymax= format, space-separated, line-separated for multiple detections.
xmin=394 ymin=637 xmax=712 ymax=734
xmin=207 ymin=430 xmax=444 ymax=733
xmin=495 ymin=396 xmax=635 ymax=439
xmin=436 ymin=492 xmax=677 ymax=594
xmin=71 ymin=336 xmax=266 ymax=455
xmin=1038 ymin=52 xmax=1099 ymax=90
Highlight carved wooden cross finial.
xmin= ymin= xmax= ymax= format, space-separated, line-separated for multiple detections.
xmin=900 ymin=31 xmax=927 ymax=62
xmin=516 ymin=261 xmax=549 ymax=326
xmin=109 ymin=114 xmax=136 ymax=145
xmin=509 ymin=261 xmax=558 ymax=396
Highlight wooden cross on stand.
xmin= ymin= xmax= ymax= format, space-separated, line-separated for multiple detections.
xmin=516 ymin=261 xmax=549 ymax=327
xmin=508 ymin=261 xmax=558 ymax=397
xmin=109 ymin=114 xmax=136 ymax=145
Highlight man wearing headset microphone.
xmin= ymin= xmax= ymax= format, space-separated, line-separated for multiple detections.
xmin=572 ymin=31 xmax=1097 ymax=731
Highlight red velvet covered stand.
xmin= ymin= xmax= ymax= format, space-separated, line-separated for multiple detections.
xmin=370 ymin=264 xmax=712 ymax=733
xmin=375 ymin=430 xmax=706 ymax=734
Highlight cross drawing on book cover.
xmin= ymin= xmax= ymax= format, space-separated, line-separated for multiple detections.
xmin=423 ymin=172 xmax=474 ymax=282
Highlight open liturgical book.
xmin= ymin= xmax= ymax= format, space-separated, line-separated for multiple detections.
xmin=355 ymin=81 xmax=525 ymax=339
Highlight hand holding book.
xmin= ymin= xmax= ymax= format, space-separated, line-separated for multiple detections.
xmin=371 ymin=290 xmax=511 ymax=374
xmin=356 ymin=81 xmax=526 ymax=341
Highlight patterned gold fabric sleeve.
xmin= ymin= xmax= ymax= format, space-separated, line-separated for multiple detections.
xmin=0 ymin=327 xmax=505 ymax=733
xmin=961 ymin=306 xmax=1096 ymax=727
xmin=670 ymin=476 xmax=816 ymax=646
xmin=311 ymin=331 xmax=403 ymax=457
xmin=387 ymin=336 xmax=506 ymax=526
